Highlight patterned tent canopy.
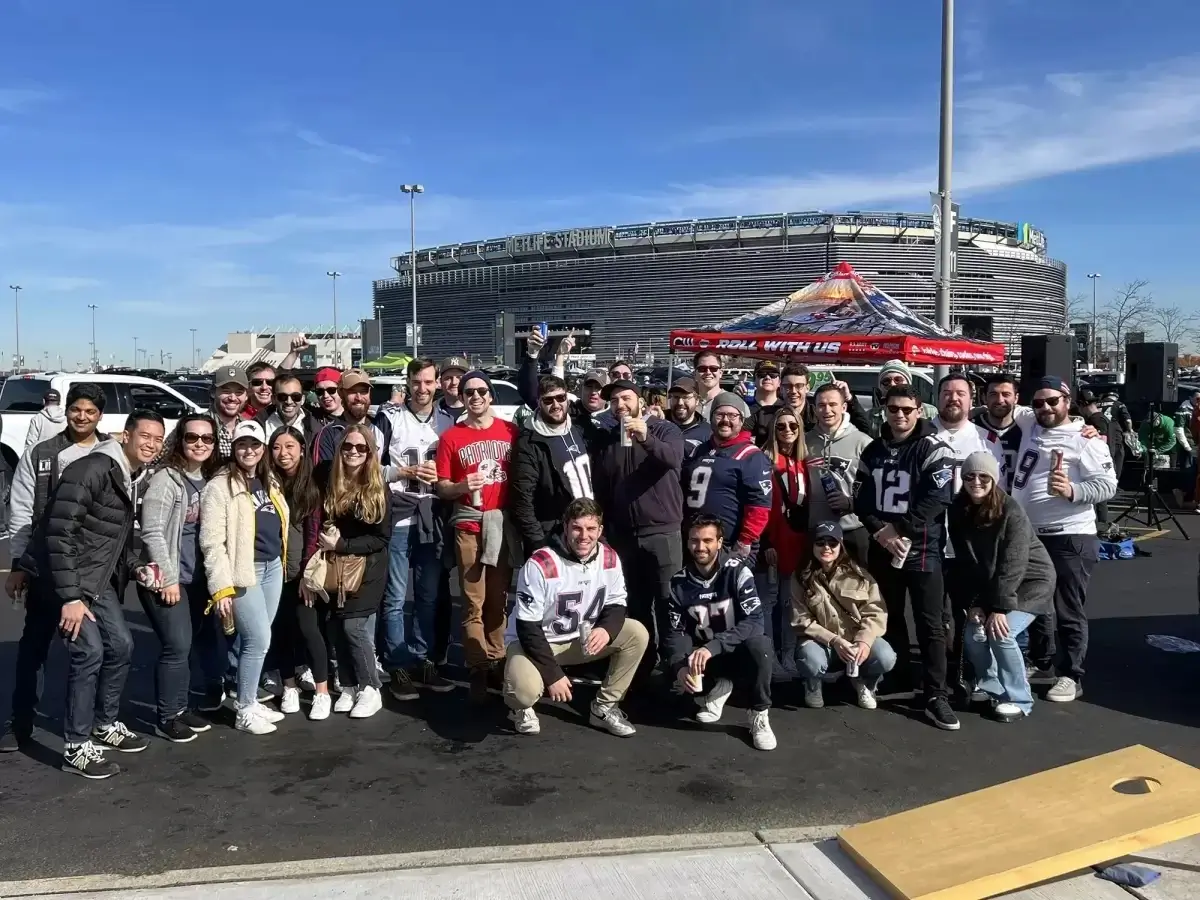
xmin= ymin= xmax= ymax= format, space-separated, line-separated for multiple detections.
xmin=669 ymin=262 xmax=1005 ymax=364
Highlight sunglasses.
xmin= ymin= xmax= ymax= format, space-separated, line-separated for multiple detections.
xmin=775 ymin=421 xmax=799 ymax=432
xmin=341 ymin=442 xmax=369 ymax=456
xmin=183 ymin=432 xmax=216 ymax=445
xmin=1032 ymin=395 xmax=1063 ymax=409
xmin=695 ymin=365 xmax=720 ymax=374
xmin=463 ymin=387 xmax=490 ymax=398
xmin=886 ymin=405 xmax=919 ymax=415
xmin=250 ymin=378 xmax=274 ymax=388
xmin=315 ymin=387 xmax=339 ymax=396
xmin=610 ymin=370 xmax=632 ymax=379
xmin=541 ymin=393 xmax=568 ymax=405
xmin=963 ymin=473 xmax=993 ymax=484
xmin=880 ymin=376 xmax=908 ymax=386
xmin=278 ymin=392 xmax=304 ymax=403
xmin=814 ymin=538 xmax=839 ymax=549
xmin=758 ymin=372 xmax=779 ymax=380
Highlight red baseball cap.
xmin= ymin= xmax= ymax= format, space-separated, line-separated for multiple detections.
xmin=315 ymin=367 xmax=342 ymax=386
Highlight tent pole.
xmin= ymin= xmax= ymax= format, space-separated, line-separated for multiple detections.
xmin=668 ymin=353 xmax=676 ymax=389
xmin=933 ymin=0 xmax=955 ymax=385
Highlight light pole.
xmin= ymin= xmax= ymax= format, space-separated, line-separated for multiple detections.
xmin=933 ymin=0 xmax=955 ymax=384
xmin=1087 ymin=272 xmax=1101 ymax=367
xmin=133 ymin=336 xmax=138 ymax=370
xmin=88 ymin=303 xmax=98 ymax=367
xmin=190 ymin=328 xmax=197 ymax=370
xmin=8 ymin=285 xmax=21 ymax=371
xmin=326 ymin=271 xmax=342 ymax=367
xmin=401 ymin=184 xmax=424 ymax=357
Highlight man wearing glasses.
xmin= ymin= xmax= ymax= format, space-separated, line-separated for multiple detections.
xmin=855 ymin=384 xmax=958 ymax=731
xmin=1011 ymin=377 xmax=1116 ymax=705
xmin=511 ymin=374 xmax=594 ymax=559
xmin=244 ymin=362 xmax=277 ymax=420
xmin=608 ymin=359 xmax=634 ymax=382
xmin=314 ymin=371 xmax=387 ymax=465
xmin=667 ymin=377 xmax=712 ymax=460
xmin=776 ymin=364 xmax=871 ymax=437
xmin=867 ymin=360 xmax=937 ymax=437
xmin=693 ymin=352 xmax=724 ymax=420
xmin=311 ymin=367 xmax=345 ymax=425
xmin=258 ymin=373 xmax=317 ymax=445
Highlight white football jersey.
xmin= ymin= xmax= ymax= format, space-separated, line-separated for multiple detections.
xmin=1011 ymin=421 xmax=1117 ymax=535
xmin=507 ymin=543 xmax=628 ymax=645
xmin=379 ymin=404 xmax=455 ymax=523
xmin=932 ymin=417 xmax=1005 ymax=558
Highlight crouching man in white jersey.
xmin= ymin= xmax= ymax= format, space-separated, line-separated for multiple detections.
xmin=503 ymin=498 xmax=649 ymax=737
xmin=1010 ymin=377 xmax=1117 ymax=703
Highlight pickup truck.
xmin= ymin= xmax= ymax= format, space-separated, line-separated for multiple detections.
xmin=0 ymin=373 xmax=202 ymax=471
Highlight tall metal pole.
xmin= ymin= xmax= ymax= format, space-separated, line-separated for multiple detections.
xmin=133 ymin=336 xmax=138 ymax=369
xmin=8 ymin=285 xmax=21 ymax=371
xmin=1087 ymin=273 xmax=1101 ymax=367
xmin=401 ymin=184 xmax=424 ymax=357
xmin=88 ymin=303 xmax=98 ymax=367
xmin=190 ymin=328 xmax=197 ymax=370
xmin=326 ymin=271 xmax=342 ymax=367
xmin=933 ymin=0 xmax=955 ymax=384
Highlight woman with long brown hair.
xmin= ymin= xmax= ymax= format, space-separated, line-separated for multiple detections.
xmin=759 ymin=406 xmax=807 ymax=676
xmin=948 ymin=451 xmax=1054 ymax=722
xmin=311 ymin=424 xmax=392 ymax=719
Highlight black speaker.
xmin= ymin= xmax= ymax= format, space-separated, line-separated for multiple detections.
xmin=1125 ymin=341 xmax=1177 ymax=404
xmin=1019 ymin=335 xmax=1076 ymax=403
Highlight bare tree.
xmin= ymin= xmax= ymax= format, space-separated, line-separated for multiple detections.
xmin=1148 ymin=304 xmax=1200 ymax=348
xmin=1098 ymin=280 xmax=1154 ymax=351
xmin=1063 ymin=292 xmax=1089 ymax=334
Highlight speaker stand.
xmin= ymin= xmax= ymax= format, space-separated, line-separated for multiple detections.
xmin=1113 ymin=469 xmax=1190 ymax=539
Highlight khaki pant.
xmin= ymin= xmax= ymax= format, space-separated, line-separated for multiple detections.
xmin=503 ymin=618 xmax=649 ymax=710
xmin=455 ymin=529 xmax=512 ymax=670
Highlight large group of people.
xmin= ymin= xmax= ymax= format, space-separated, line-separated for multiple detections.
xmin=0 ymin=333 xmax=1119 ymax=779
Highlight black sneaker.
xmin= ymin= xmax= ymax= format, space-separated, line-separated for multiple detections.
xmin=197 ymin=684 xmax=226 ymax=713
xmin=176 ymin=710 xmax=212 ymax=733
xmin=469 ymin=668 xmax=490 ymax=705
xmin=925 ymin=697 xmax=961 ymax=732
xmin=91 ymin=721 xmax=150 ymax=753
xmin=155 ymin=717 xmax=198 ymax=744
xmin=417 ymin=660 xmax=454 ymax=693
xmin=62 ymin=742 xmax=120 ymax=779
xmin=486 ymin=660 xmax=505 ymax=693
xmin=0 ymin=722 xmax=31 ymax=753
xmin=390 ymin=669 xmax=419 ymax=701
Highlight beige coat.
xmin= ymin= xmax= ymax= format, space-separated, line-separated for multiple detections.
xmin=790 ymin=566 xmax=887 ymax=648
xmin=200 ymin=470 xmax=289 ymax=603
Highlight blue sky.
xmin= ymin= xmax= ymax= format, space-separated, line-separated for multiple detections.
xmin=3 ymin=0 xmax=1200 ymax=367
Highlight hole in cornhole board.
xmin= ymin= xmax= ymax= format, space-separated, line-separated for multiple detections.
xmin=1112 ymin=777 xmax=1162 ymax=795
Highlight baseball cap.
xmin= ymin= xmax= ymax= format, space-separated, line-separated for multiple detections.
xmin=44 ymin=389 xmax=61 ymax=403
xmin=340 ymin=370 xmax=371 ymax=391
xmin=601 ymin=378 xmax=640 ymax=401
xmin=314 ymin=367 xmax=342 ymax=386
xmin=440 ymin=356 xmax=470 ymax=376
xmin=582 ymin=368 xmax=609 ymax=388
xmin=754 ymin=360 xmax=781 ymax=378
xmin=813 ymin=521 xmax=844 ymax=543
xmin=1076 ymin=388 xmax=1099 ymax=406
xmin=231 ymin=420 xmax=267 ymax=445
xmin=711 ymin=391 xmax=750 ymax=419
xmin=1036 ymin=376 xmax=1071 ymax=396
xmin=215 ymin=366 xmax=249 ymax=389
xmin=669 ymin=376 xmax=698 ymax=395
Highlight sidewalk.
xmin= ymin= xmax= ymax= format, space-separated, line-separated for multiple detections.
xmin=5 ymin=829 xmax=1198 ymax=900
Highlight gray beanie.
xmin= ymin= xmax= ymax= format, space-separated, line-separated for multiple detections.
xmin=711 ymin=391 xmax=750 ymax=419
xmin=878 ymin=359 xmax=912 ymax=387
xmin=962 ymin=450 xmax=1000 ymax=484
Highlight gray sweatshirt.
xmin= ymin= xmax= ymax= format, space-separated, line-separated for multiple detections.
xmin=804 ymin=413 xmax=873 ymax=533
xmin=140 ymin=467 xmax=190 ymax=588
xmin=23 ymin=406 xmax=67 ymax=452
xmin=7 ymin=435 xmax=108 ymax=560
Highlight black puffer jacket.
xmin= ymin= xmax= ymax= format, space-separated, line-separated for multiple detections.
xmin=510 ymin=421 xmax=588 ymax=556
xmin=26 ymin=442 xmax=140 ymax=607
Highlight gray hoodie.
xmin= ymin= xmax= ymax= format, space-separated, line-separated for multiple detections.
xmin=23 ymin=406 xmax=67 ymax=452
xmin=804 ymin=412 xmax=873 ymax=532
xmin=7 ymin=433 xmax=110 ymax=560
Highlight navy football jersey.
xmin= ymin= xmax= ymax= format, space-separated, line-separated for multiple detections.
xmin=661 ymin=553 xmax=764 ymax=668
xmin=972 ymin=409 xmax=1024 ymax=492
xmin=681 ymin=433 xmax=772 ymax=545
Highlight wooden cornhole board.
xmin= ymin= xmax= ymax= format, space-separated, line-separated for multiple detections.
xmin=838 ymin=745 xmax=1200 ymax=900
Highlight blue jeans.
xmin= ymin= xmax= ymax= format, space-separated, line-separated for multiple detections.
xmin=795 ymin=638 xmax=897 ymax=689
xmin=381 ymin=523 xmax=442 ymax=670
xmin=136 ymin=573 xmax=219 ymax=726
xmin=231 ymin=559 xmax=283 ymax=709
xmin=964 ymin=610 xmax=1035 ymax=715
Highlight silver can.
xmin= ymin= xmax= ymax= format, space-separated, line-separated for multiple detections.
xmin=890 ymin=536 xmax=912 ymax=569
xmin=845 ymin=654 xmax=860 ymax=678
xmin=578 ymin=621 xmax=593 ymax=656
xmin=619 ymin=414 xmax=632 ymax=447
xmin=470 ymin=488 xmax=483 ymax=507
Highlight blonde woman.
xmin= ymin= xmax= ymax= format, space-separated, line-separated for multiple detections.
xmin=200 ymin=421 xmax=289 ymax=735
xmin=314 ymin=425 xmax=392 ymax=719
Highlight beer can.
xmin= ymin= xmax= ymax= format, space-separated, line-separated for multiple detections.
xmin=890 ymin=536 xmax=912 ymax=569
xmin=686 ymin=673 xmax=703 ymax=693
xmin=220 ymin=610 xmax=236 ymax=636
xmin=619 ymin=414 xmax=632 ymax=447
xmin=578 ymin=621 xmax=593 ymax=657
xmin=470 ymin=488 xmax=483 ymax=507
xmin=845 ymin=655 xmax=859 ymax=678
xmin=1048 ymin=449 xmax=1063 ymax=496
xmin=537 ymin=321 xmax=548 ymax=339
xmin=766 ymin=564 xmax=778 ymax=587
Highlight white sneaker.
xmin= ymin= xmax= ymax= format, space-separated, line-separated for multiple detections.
xmin=694 ymin=677 xmax=733 ymax=724
xmin=296 ymin=667 xmax=317 ymax=693
xmin=803 ymin=678 xmax=825 ymax=709
xmin=993 ymin=701 xmax=1026 ymax=719
xmin=309 ymin=693 xmax=332 ymax=721
xmin=254 ymin=702 xmax=285 ymax=724
xmin=749 ymin=709 xmax=777 ymax=751
xmin=235 ymin=706 xmax=277 ymax=735
xmin=1046 ymin=677 xmax=1079 ymax=703
xmin=350 ymin=686 xmax=382 ymax=719
xmin=849 ymin=677 xmax=877 ymax=710
xmin=589 ymin=702 xmax=636 ymax=737
xmin=334 ymin=686 xmax=358 ymax=713
xmin=280 ymin=687 xmax=301 ymax=714
xmin=509 ymin=707 xmax=541 ymax=735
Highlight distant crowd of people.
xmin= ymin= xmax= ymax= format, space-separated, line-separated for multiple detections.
xmin=1 ymin=334 xmax=1117 ymax=778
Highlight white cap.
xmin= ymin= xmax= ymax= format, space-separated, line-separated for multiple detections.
xmin=231 ymin=420 xmax=267 ymax=445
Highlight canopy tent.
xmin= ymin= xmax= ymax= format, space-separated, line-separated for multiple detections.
xmin=361 ymin=352 xmax=412 ymax=371
xmin=669 ymin=262 xmax=1005 ymax=365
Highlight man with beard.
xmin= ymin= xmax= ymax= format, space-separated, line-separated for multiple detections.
xmin=805 ymin=383 xmax=873 ymax=565
xmin=244 ymin=362 xmax=277 ymax=420
xmin=867 ymin=360 xmax=937 ymax=437
xmin=971 ymin=374 xmax=1024 ymax=491
xmin=693 ymin=352 xmax=724 ymax=420
xmin=377 ymin=358 xmax=458 ymax=699
xmin=855 ymin=384 xmax=958 ymax=730
xmin=667 ymin=377 xmax=711 ymax=460
xmin=209 ymin=367 xmax=251 ymax=462
xmin=1012 ymin=377 xmax=1116 ymax=704
xmin=511 ymin=374 xmax=595 ymax=558
xmin=931 ymin=374 xmax=1005 ymax=702
xmin=258 ymin=373 xmax=319 ymax=445
xmin=314 ymin=370 xmax=388 ymax=464
xmin=519 ymin=330 xmax=608 ymax=422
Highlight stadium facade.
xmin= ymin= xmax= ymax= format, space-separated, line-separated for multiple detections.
xmin=371 ymin=211 xmax=1065 ymax=365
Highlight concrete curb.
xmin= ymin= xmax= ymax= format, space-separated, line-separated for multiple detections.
xmin=0 ymin=828 xmax=844 ymax=897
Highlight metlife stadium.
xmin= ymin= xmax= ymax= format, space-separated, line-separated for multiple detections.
xmin=371 ymin=211 xmax=1065 ymax=364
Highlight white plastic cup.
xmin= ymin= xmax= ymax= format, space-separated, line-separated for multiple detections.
xmin=891 ymin=537 xmax=912 ymax=568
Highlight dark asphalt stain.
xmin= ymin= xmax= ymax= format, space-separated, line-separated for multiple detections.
xmin=493 ymin=780 xmax=558 ymax=807
xmin=678 ymin=775 xmax=735 ymax=804
xmin=433 ymin=739 xmax=472 ymax=755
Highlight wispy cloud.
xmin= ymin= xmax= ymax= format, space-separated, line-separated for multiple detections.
xmin=39 ymin=275 xmax=102 ymax=292
xmin=294 ymin=129 xmax=382 ymax=164
xmin=0 ymin=86 xmax=56 ymax=114
xmin=631 ymin=54 xmax=1200 ymax=217
xmin=666 ymin=113 xmax=929 ymax=149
